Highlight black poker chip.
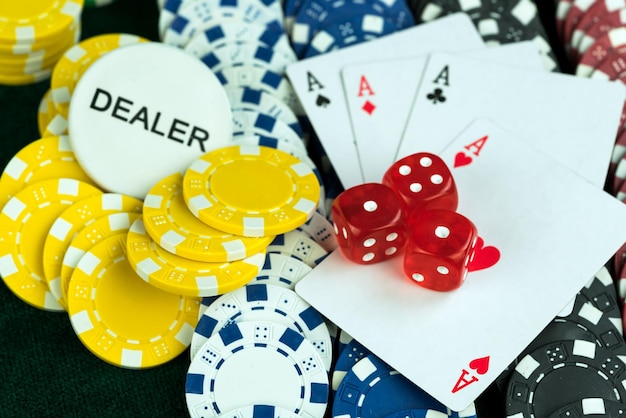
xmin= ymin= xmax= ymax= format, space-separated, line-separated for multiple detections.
xmin=506 ymin=339 xmax=626 ymax=417
xmin=547 ymin=398 xmax=626 ymax=418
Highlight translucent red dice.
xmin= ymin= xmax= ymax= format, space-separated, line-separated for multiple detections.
xmin=383 ymin=152 xmax=458 ymax=217
xmin=404 ymin=209 xmax=477 ymax=291
xmin=331 ymin=183 xmax=406 ymax=264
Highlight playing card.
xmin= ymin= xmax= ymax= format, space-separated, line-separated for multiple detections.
xmin=342 ymin=41 xmax=546 ymax=183
xmin=396 ymin=52 xmax=625 ymax=188
xmin=295 ymin=119 xmax=626 ymax=411
xmin=286 ymin=13 xmax=485 ymax=190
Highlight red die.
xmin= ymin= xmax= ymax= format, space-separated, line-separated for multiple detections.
xmin=331 ymin=183 xmax=406 ymax=264
xmin=383 ymin=152 xmax=457 ymax=217
xmin=404 ymin=209 xmax=477 ymax=291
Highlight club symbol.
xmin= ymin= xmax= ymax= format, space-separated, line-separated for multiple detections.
xmin=427 ymin=88 xmax=446 ymax=104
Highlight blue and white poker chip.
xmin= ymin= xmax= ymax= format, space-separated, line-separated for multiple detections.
xmin=333 ymin=354 xmax=450 ymax=418
xmin=215 ymin=66 xmax=304 ymax=115
xmin=266 ymin=229 xmax=329 ymax=267
xmin=161 ymin=0 xmax=284 ymax=43
xmin=190 ymin=283 xmax=333 ymax=370
xmin=225 ymin=87 xmax=302 ymax=136
xmin=201 ymin=40 xmax=295 ymax=74
xmin=184 ymin=20 xmax=294 ymax=60
xmin=304 ymin=14 xmax=396 ymax=58
xmin=218 ymin=405 xmax=301 ymax=418
xmin=232 ymin=109 xmax=306 ymax=153
xmin=253 ymin=252 xmax=313 ymax=289
xmin=186 ymin=321 xmax=329 ymax=417
xmin=332 ymin=336 xmax=370 ymax=391
xmin=291 ymin=0 xmax=413 ymax=57
xmin=384 ymin=410 xmax=449 ymax=418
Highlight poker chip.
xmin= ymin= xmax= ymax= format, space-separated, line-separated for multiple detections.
xmin=304 ymin=14 xmax=396 ymax=58
xmin=576 ymin=27 xmax=626 ymax=77
xmin=232 ymin=109 xmax=306 ymax=153
xmin=613 ymin=152 xmax=626 ymax=195
xmin=161 ymin=0 xmax=283 ymax=46
xmin=143 ymin=172 xmax=273 ymax=263
xmin=68 ymin=42 xmax=233 ymax=199
xmin=60 ymin=212 xmax=141 ymax=304
xmin=182 ymin=144 xmax=320 ymax=237
xmin=225 ymin=86 xmax=303 ymax=136
xmin=51 ymin=33 xmax=149 ymax=119
xmin=547 ymin=398 xmax=626 ymax=417
xmin=569 ymin=0 xmax=626 ymax=61
xmin=333 ymin=354 xmax=449 ymax=417
xmin=252 ymin=252 xmax=312 ymax=289
xmin=37 ymin=90 xmax=54 ymax=136
xmin=190 ymin=282 xmax=333 ymax=369
xmin=216 ymin=405 xmax=300 ymax=418
xmin=215 ymin=66 xmax=304 ymax=115
xmin=332 ymin=337 xmax=370 ymax=391
xmin=185 ymin=321 xmax=329 ymax=417
xmin=573 ymin=6 xmax=626 ymax=61
xmin=67 ymin=233 xmax=200 ymax=369
xmin=578 ymin=266 xmax=623 ymax=335
xmin=200 ymin=41 xmax=296 ymax=74
xmin=383 ymin=410 xmax=449 ymax=418
xmin=0 ymin=178 xmax=101 ymax=311
xmin=0 ymin=136 xmax=96 ymax=210
xmin=296 ymin=211 xmax=337 ymax=252
xmin=556 ymin=0 xmax=574 ymax=39
xmin=184 ymin=21 xmax=294 ymax=60
xmin=126 ymin=218 xmax=266 ymax=297
xmin=506 ymin=339 xmax=626 ymax=417
xmin=291 ymin=0 xmax=413 ymax=58
xmin=562 ymin=0 xmax=597 ymax=52
xmin=266 ymin=229 xmax=329 ymax=267
xmin=0 ymin=1 xmax=83 ymax=84
xmin=42 ymin=193 xmax=143 ymax=308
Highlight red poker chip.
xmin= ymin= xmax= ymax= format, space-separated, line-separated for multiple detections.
xmin=570 ymin=1 xmax=626 ymax=62
xmin=562 ymin=0 xmax=597 ymax=55
xmin=577 ymin=27 xmax=626 ymax=77
xmin=608 ymin=128 xmax=626 ymax=182
xmin=613 ymin=149 xmax=626 ymax=195
xmin=556 ymin=0 xmax=574 ymax=40
xmin=615 ymin=224 xmax=626 ymax=279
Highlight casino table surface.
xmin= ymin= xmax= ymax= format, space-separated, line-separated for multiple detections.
xmin=0 ymin=1 xmax=563 ymax=417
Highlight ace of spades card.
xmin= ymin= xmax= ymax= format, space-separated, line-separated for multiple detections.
xmin=295 ymin=119 xmax=626 ymax=411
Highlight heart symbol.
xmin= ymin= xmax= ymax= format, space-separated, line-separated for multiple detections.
xmin=469 ymin=356 xmax=490 ymax=375
xmin=454 ymin=152 xmax=472 ymax=168
xmin=316 ymin=94 xmax=331 ymax=108
xmin=468 ymin=237 xmax=500 ymax=272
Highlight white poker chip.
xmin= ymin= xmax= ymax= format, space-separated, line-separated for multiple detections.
xmin=296 ymin=211 xmax=337 ymax=252
xmin=266 ymin=229 xmax=329 ymax=267
xmin=215 ymin=65 xmax=304 ymax=115
xmin=253 ymin=252 xmax=313 ymax=289
xmin=184 ymin=20 xmax=295 ymax=62
xmin=232 ymin=109 xmax=306 ymax=153
xmin=186 ymin=321 xmax=329 ymax=417
xmin=68 ymin=42 xmax=232 ymax=199
xmin=200 ymin=40 xmax=296 ymax=75
xmin=190 ymin=283 xmax=333 ymax=371
xmin=165 ymin=0 xmax=283 ymax=47
xmin=225 ymin=86 xmax=302 ymax=136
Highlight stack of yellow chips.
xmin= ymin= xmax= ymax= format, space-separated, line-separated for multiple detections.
xmin=0 ymin=1 xmax=83 ymax=85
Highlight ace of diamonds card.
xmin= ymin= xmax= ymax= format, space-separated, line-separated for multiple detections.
xmin=295 ymin=119 xmax=626 ymax=411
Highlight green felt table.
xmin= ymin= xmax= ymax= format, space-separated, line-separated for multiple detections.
xmin=0 ymin=1 xmax=564 ymax=417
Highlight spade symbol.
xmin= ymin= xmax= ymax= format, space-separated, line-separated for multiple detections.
xmin=316 ymin=94 xmax=331 ymax=108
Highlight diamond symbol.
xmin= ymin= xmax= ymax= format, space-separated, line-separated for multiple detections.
xmin=362 ymin=100 xmax=375 ymax=115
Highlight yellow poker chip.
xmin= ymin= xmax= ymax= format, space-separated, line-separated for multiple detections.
xmin=0 ymin=1 xmax=83 ymax=45
xmin=126 ymin=218 xmax=266 ymax=297
xmin=143 ymin=173 xmax=274 ymax=263
xmin=0 ymin=68 xmax=51 ymax=85
xmin=67 ymin=233 xmax=200 ymax=369
xmin=0 ymin=178 xmax=101 ymax=311
xmin=50 ymin=33 xmax=149 ymax=117
xmin=60 ymin=212 xmax=141 ymax=306
xmin=183 ymin=145 xmax=320 ymax=237
xmin=37 ymin=89 xmax=54 ymax=136
xmin=42 ymin=193 xmax=143 ymax=309
xmin=0 ymin=136 xmax=97 ymax=210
